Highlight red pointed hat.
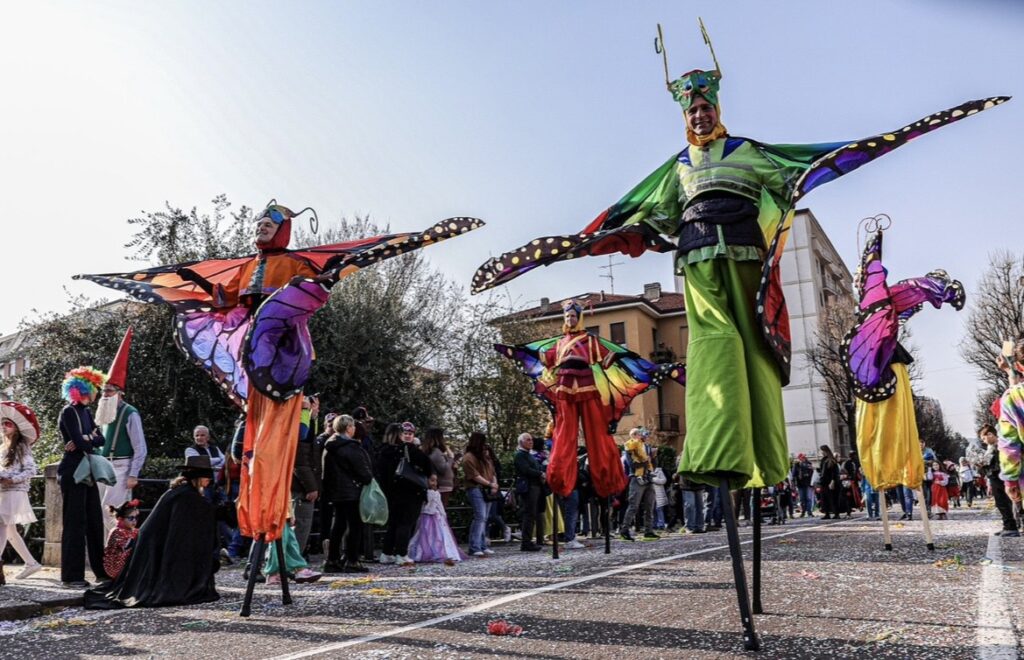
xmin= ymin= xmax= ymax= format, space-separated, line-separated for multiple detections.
xmin=107 ymin=327 xmax=134 ymax=391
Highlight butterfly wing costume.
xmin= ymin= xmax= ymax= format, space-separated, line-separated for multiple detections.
xmin=842 ymin=229 xmax=965 ymax=490
xmin=473 ymin=90 xmax=1006 ymax=489
xmin=495 ymin=302 xmax=685 ymax=498
xmin=78 ymin=207 xmax=483 ymax=541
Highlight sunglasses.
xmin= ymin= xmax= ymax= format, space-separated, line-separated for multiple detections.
xmin=257 ymin=207 xmax=286 ymax=223
xmin=124 ymin=515 xmax=138 ymax=521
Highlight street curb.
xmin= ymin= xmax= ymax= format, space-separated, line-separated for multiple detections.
xmin=0 ymin=589 xmax=83 ymax=622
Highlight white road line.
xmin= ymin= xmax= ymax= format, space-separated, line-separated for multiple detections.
xmin=270 ymin=521 xmax=838 ymax=660
xmin=976 ymin=533 xmax=1020 ymax=659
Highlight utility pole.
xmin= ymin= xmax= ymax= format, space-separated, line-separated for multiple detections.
xmin=598 ymin=255 xmax=624 ymax=294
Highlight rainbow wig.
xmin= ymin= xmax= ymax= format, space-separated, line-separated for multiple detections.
xmin=61 ymin=366 xmax=107 ymax=404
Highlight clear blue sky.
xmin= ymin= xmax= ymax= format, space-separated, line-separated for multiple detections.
xmin=1 ymin=1 xmax=1020 ymax=436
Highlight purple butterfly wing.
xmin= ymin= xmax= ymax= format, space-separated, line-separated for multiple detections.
xmin=245 ymin=278 xmax=331 ymax=401
xmin=174 ymin=306 xmax=252 ymax=409
xmin=494 ymin=339 xmax=559 ymax=414
xmin=842 ymin=232 xmax=899 ymax=401
xmin=891 ymin=270 xmax=966 ymax=323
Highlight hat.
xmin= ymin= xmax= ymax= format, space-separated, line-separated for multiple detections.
xmin=0 ymin=401 xmax=40 ymax=444
xmin=179 ymin=455 xmax=216 ymax=480
xmin=797 ymin=453 xmax=806 ymax=460
xmin=401 ymin=421 xmax=416 ymax=433
xmin=353 ymin=406 xmax=374 ymax=422
xmin=106 ymin=327 xmax=133 ymax=391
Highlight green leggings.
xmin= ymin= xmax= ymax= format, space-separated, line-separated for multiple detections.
xmin=677 ymin=258 xmax=788 ymax=489
xmin=262 ymin=524 xmax=308 ymax=575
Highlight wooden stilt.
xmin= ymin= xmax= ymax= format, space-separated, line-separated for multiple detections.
xmin=720 ymin=479 xmax=759 ymax=652
xmin=880 ymin=488 xmax=893 ymax=551
xmin=552 ymin=495 xmax=561 ymax=559
xmin=604 ymin=496 xmax=612 ymax=555
xmin=275 ymin=538 xmax=292 ymax=605
xmin=915 ymin=488 xmax=935 ymax=551
xmin=239 ymin=536 xmax=266 ymax=617
xmin=751 ymin=486 xmax=763 ymax=615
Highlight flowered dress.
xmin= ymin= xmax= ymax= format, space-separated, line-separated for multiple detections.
xmin=103 ymin=521 xmax=138 ymax=579
xmin=931 ymin=471 xmax=950 ymax=515
xmin=409 ymin=490 xmax=467 ymax=563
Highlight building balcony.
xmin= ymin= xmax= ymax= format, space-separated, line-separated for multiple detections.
xmin=657 ymin=413 xmax=680 ymax=433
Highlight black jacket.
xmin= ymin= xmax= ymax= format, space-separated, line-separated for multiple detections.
xmin=514 ymin=449 xmax=544 ymax=485
xmin=57 ymin=403 xmax=104 ymax=486
xmin=322 ymin=434 xmax=373 ymax=503
xmin=292 ymin=436 xmax=322 ymax=496
xmin=375 ymin=442 xmax=432 ymax=501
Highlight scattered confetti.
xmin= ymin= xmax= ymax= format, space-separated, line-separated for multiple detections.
xmin=487 ymin=619 xmax=523 ymax=636
xmin=329 ymin=577 xmax=375 ymax=589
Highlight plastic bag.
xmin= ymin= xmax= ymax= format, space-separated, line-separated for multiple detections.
xmin=360 ymin=478 xmax=389 ymax=525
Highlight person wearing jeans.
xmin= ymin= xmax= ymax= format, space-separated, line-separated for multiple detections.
xmin=462 ymin=431 xmax=498 ymax=556
xmin=681 ymin=476 xmax=706 ymax=533
xmin=981 ymin=424 xmax=1020 ymax=536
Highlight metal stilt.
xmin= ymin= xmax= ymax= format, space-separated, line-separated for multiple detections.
xmin=720 ymin=479 xmax=760 ymax=652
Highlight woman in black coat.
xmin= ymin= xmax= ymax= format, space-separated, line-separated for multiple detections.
xmin=84 ymin=456 xmax=219 ymax=609
xmin=322 ymin=414 xmax=373 ymax=573
xmin=818 ymin=445 xmax=842 ymax=520
xmin=374 ymin=422 xmax=431 ymax=565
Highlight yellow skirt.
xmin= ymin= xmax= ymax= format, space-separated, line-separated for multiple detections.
xmin=856 ymin=363 xmax=923 ymax=490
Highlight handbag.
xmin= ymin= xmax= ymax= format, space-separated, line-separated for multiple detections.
xmin=395 ymin=446 xmax=428 ymax=490
xmin=359 ymin=478 xmax=389 ymax=525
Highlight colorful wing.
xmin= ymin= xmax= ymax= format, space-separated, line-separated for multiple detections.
xmin=74 ymin=256 xmax=255 ymax=313
xmin=244 ymin=279 xmax=331 ymax=401
xmin=594 ymin=337 xmax=686 ymax=432
xmin=891 ymin=270 xmax=966 ymax=322
xmin=174 ymin=306 xmax=253 ymax=409
xmin=472 ymin=154 xmax=681 ymax=293
xmin=299 ymin=217 xmax=485 ymax=283
xmin=758 ymin=96 xmax=1009 ymax=381
xmin=494 ymin=339 xmax=561 ymax=414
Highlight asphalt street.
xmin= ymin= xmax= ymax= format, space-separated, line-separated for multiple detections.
xmin=1 ymin=503 xmax=1021 ymax=659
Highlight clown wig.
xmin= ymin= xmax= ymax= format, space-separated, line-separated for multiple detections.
xmin=61 ymin=366 xmax=107 ymax=404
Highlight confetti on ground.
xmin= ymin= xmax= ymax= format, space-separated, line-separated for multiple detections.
xmin=784 ymin=569 xmax=821 ymax=580
xmin=366 ymin=588 xmax=396 ymax=597
xmin=933 ymin=555 xmax=964 ymax=570
xmin=328 ymin=577 xmax=375 ymax=589
xmin=487 ymin=619 xmax=523 ymax=636
xmin=35 ymin=619 xmax=90 ymax=630
xmin=777 ymin=539 xmax=798 ymax=545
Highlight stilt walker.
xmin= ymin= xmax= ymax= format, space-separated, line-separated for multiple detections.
xmin=472 ymin=16 xmax=1005 ymax=650
xmin=77 ymin=205 xmax=483 ymax=616
xmin=842 ymin=216 xmax=965 ymax=552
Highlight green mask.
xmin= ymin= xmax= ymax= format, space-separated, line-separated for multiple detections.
xmin=669 ymin=69 xmax=721 ymax=111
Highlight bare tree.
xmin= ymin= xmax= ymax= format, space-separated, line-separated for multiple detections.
xmin=805 ymin=301 xmax=858 ymax=442
xmin=959 ymin=251 xmax=1024 ymax=427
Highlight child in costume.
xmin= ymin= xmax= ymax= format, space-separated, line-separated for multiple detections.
xmin=0 ymin=401 xmax=43 ymax=581
xmin=409 ymin=474 xmax=467 ymax=564
xmin=103 ymin=500 xmax=140 ymax=580
xmin=262 ymin=514 xmax=322 ymax=584
xmin=930 ymin=463 xmax=949 ymax=520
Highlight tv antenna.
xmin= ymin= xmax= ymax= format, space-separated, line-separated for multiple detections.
xmin=599 ymin=256 xmax=625 ymax=294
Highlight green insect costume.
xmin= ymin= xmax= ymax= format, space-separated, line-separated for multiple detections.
xmin=472 ymin=36 xmax=1008 ymax=491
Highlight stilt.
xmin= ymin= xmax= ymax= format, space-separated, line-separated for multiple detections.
xmin=915 ymin=488 xmax=935 ymax=551
xmin=552 ymin=495 xmax=561 ymax=559
xmin=604 ymin=496 xmax=612 ymax=555
xmin=719 ymin=479 xmax=759 ymax=652
xmin=275 ymin=538 xmax=292 ymax=605
xmin=240 ymin=536 xmax=267 ymax=617
xmin=751 ymin=486 xmax=763 ymax=615
xmin=880 ymin=488 xmax=893 ymax=551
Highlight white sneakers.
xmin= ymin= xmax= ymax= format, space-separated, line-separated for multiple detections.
xmin=503 ymin=526 xmax=513 ymax=543
xmin=395 ymin=555 xmax=414 ymax=566
xmin=378 ymin=553 xmax=395 ymax=564
xmin=16 ymin=563 xmax=42 ymax=580
xmin=472 ymin=551 xmax=486 ymax=557
xmin=565 ymin=540 xmax=586 ymax=550
xmin=483 ymin=549 xmax=495 ymax=555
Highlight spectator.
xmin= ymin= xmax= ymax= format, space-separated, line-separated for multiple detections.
xmin=791 ymin=454 xmax=815 ymax=517
xmin=84 ymin=456 xmax=220 ymax=608
xmin=513 ymin=433 xmax=544 ymax=552
xmin=224 ymin=415 xmax=249 ymax=563
xmin=651 ymin=459 xmax=669 ymax=531
xmin=409 ymin=474 xmax=468 ymax=563
xmin=818 ymin=445 xmax=841 ymax=520
xmin=185 ymin=426 xmax=226 ymax=502
xmin=315 ymin=412 xmax=337 ymax=558
xmin=376 ymin=422 xmax=431 ymax=565
xmin=350 ymin=408 xmax=378 ymax=562
xmin=703 ymin=482 xmax=723 ymax=531
xmin=945 ymin=461 xmax=961 ymax=509
xmin=862 ymin=473 xmax=879 ymax=521
xmin=931 ymin=461 xmax=950 ymax=520
xmin=680 ymin=475 xmax=706 ymax=534
xmin=620 ymin=428 xmax=657 ymax=541
xmin=422 ymin=427 xmax=455 ymax=508
xmin=0 ymin=401 xmax=42 ymax=580
xmin=102 ymin=499 xmax=140 ymax=580
xmin=921 ymin=441 xmax=937 ymax=515
xmin=958 ymin=457 xmax=976 ymax=508
xmin=981 ymin=424 xmax=1018 ymax=537
xmin=322 ymin=414 xmax=373 ymax=573
xmin=484 ymin=443 xmax=512 ymax=544
xmin=291 ymin=395 xmax=321 ymax=554
xmin=57 ymin=367 xmax=110 ymax=589
xmin=558 ymin=448 xmax=586 ymax=550
xmin=462 ymin=431 xmax=498 ymax=557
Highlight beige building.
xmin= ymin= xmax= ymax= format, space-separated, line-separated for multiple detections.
xmin=495 ymin=282 xmax=688 ymax=450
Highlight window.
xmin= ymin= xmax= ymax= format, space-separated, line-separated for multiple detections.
xmin=585 ymin=325 xmax=600 ymax=336
xmin=610 ymin=322 xmax=626 ymax=346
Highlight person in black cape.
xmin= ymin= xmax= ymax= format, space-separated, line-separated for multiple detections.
xmin=84 ymin=455 xmax=220 ymax=608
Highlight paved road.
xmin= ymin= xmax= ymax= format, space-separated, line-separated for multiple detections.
xmin=2 ymin=504 xmax=1021 ymax=659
